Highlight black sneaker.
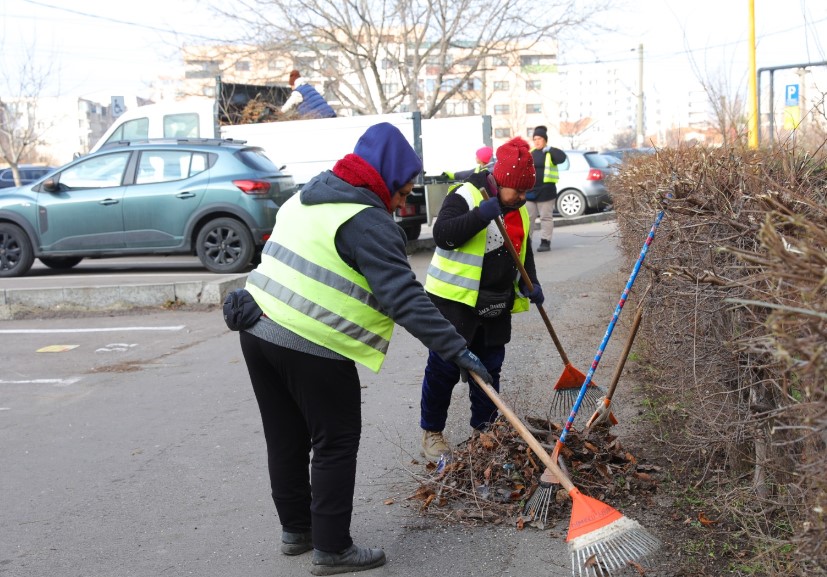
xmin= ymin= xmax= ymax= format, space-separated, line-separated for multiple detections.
xmin=537 ymin=239 xmax=551 ymax=252
xmin=310 ymin=544 xmax=386 ymax=575
xmin=280 ymin=530 xmax=312 ymax=555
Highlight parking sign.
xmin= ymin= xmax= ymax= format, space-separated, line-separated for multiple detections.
xmin=785 ymin=84 xmax=799 ymax=107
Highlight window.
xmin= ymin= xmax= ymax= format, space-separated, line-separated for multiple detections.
xmin=163 ymin=113 xmax=200 ymax=139
xmin=105 ymin=118 xmax=149 ymax=146
xmin=60 ymin=152 xmax=130 ymax=189
xmin=135 ymin=150 xmax=207 ymax=184
xmin=494 ymin=128 xmax=511 ymax=138
xmin=526 ymin=104 xmax=542 ymax=114
xmin=493 ymin=81 xmax=509 ymax=91
xmin=382 ymin=83 xmax=399 ymax=94
xmin=235 ymin=61 xmax=250 ymax=71
xmin=493 ymin=104 xmax=510 ymax=115
xmin=527 ymin=80 xmax=542 ymax=90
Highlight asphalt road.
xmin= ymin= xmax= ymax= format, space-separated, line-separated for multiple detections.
xmin=0 ymin=217 xmax=626 ymax=577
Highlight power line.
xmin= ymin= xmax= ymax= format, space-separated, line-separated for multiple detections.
xmin=19 ymin=0 xmax=235 ymax=43
xmin=559 ymin=15 xmax=827 ymax=68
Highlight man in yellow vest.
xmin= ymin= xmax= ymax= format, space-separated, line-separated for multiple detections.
xmin=419 ymin=137 xmax=545 ymax=462
xmin=526 ymin=125 xmax=567 ymax=252
xmin=235 ymin=123 xmax=492 ymax=575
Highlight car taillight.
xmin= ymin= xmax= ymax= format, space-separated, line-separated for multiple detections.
xmin=397 ymin=202 xmax=418 ymax=216
xmin=587 ymin=169 xmax=604 ymax=181
xmin=234 ymin=179 xmax=271 ymax=194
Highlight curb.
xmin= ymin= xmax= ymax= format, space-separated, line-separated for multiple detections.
xmin=0 ymin=275 xmax=247 ymax=320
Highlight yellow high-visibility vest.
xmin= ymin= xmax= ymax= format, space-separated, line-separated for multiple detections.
xmin=245 ymin=195 xmax=394 ymax=372
xmin=532 ymin=149 xmax=559 ymax=183
xmin=424 ymin=182 xmax=530 ymax=313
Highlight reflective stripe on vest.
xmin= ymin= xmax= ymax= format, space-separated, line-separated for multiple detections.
xmin=424 ymin=183 xmax=531 ymax=313
xmin=245 ymin=195 xmax=393 ymax=372
xmin=543 ymin=151 xmax=559 ymax=183
xmin=424 ymin=184 xmax=487 ymax=307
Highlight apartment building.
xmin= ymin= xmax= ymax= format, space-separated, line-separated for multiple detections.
xmin=179 ymin=40 xmax=578 ymax=149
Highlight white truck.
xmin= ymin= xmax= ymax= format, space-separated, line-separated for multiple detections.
xmin=91 ymin=96 xmax=492 ymax=240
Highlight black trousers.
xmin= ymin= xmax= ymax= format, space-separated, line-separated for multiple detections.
xmin=239 ymin=331 xmax=361 ymax=553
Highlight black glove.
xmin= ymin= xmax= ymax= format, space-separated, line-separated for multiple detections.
xmin=477 ymin=197 xmax=502 ymax=222
xmin=222 ymin=288 xmax=263 ymax=331
xmin=519 ymin=279 xmax=545 ymax=306
xmin=452 ymin=349 xmax=493 ymax=385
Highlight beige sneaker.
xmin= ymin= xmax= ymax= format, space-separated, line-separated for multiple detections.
xmin=421 ymin=429 xmax=450 ymax=463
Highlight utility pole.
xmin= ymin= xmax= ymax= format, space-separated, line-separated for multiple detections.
xmin=636 ymin=43 xmax=644 ymax=148
xmin=748 ymin=0 xmax=758 ymax=148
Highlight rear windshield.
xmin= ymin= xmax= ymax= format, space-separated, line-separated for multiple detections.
xmin=237 ymin=149 xmax=279 ymax=173
xmin=584 ymin=152 xmax=611 ymax=168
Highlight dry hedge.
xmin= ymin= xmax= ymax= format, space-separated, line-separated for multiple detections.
xmin=610 ymin=144 xmax=826 ymax=575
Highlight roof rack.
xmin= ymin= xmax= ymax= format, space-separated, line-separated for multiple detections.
xmin=99 ymin=137 xmax=248 ymax=150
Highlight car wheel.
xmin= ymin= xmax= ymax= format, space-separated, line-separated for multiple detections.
xmin=39 ymin=256 xmax=84 ymax=270
xmin=556 ymin=190 xmax=586 ymax=218
xmin=401 ymin=223 xmax=421 ymax=241
xmin=196 ymin=217 xmax=254 ymax=274
xmin=0 ymin=223 xmax=35 ymax=277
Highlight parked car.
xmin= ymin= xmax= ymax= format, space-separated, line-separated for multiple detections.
xmin=554 ymin=150 xmax=614 ymax=218
xmin=601 ymin=147 xmax=656 ymax=161
xmin=0 ymin=139 xmax=296 ymax=277
xmin=0 ymin=165 xmax=56 ymax=189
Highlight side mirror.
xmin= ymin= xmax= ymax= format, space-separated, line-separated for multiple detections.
xmin=42 ymin=178 xmax=60 ymax=193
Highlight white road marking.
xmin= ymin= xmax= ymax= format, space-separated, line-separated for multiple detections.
xmin=0 ymin=326 xmax=185 ymax=334
xmin=0 ymin=377 xmax=82 ymax=387
xmin=96 ymin=343 xmax=139 ymax=353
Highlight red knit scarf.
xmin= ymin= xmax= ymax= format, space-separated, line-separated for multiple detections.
xmin=332 ymin=153 xmax=392 ymax=212
xmin=504 ymin=210 xmax=524 ymax=254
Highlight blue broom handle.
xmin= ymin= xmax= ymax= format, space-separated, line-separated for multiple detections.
xmin=559 ymin=209 xmax=665 ymax=444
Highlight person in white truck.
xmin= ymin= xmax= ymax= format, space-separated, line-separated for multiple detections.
xmin=280 ymin=70 xmax=337 ymax=119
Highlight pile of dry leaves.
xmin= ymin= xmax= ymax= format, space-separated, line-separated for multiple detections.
xmin=406 ymin=416 xmax=660 ymax=529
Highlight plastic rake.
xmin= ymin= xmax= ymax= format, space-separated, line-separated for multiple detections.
xmin=527 ymin=209 xmax=664 ymax=529
xmin=469 ymin=371 xmax=660 ymax=576
xmin=554 ymin=208 xmax=664 ymax=459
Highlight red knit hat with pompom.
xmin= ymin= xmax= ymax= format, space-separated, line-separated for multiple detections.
xmin=492 ymin=137 xmax=535 ymax=190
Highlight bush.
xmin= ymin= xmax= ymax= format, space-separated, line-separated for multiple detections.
xmin=610 ymin=144 xmax=826 ymax=576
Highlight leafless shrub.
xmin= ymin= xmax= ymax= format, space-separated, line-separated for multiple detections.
xmin=610 ymin=144 xmax=826 ymax=575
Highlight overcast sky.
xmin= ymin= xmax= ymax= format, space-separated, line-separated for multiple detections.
xmin=2 ymin=0 xmax=826 ymax=104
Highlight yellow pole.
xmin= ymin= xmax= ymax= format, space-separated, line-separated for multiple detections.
xmin=748 ymin=0 xmax=759 ymax=148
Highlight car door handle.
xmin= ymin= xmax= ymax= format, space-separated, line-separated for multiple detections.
xmin=176 ymin=191 xmax=196 ymax=199
xmin=99 ymin=198 xmax=119 ymax=205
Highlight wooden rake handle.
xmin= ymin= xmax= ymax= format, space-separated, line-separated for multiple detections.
xmin=477 ymin=184 xmax=571 ymax=365
xmin=470 ymin=371 xmax=575 ymax=493
xmin=584 ymin=285 xmax=650 ymax=429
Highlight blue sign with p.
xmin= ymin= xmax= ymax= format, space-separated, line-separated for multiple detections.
xmin=785 ymin=84 xmax=800 ymax=107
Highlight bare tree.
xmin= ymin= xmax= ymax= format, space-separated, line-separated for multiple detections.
xmin=207 ymin=0 xmax=615 ymax=118
xmin=0 ymin=45 xmax=57 ymax=186
xmin=610 ymin=128 xmax=636 ymax=149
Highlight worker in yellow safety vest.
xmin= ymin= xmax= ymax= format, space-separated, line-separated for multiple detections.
xmin=229 ymin=122 xmax=493 ymax=575
xmin=441 ymin=145 xmax=494 ymax=181
xmin=525 ymin=125 xmax=567 ymax=252
xmin=419 ymin=137 xmax=545 ymax=462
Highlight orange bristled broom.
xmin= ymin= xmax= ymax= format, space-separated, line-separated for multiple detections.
xmin=469 ymin=371 xmax=660 ymax=576
xmin=476 ymin=177 xmax=602 ymax=418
